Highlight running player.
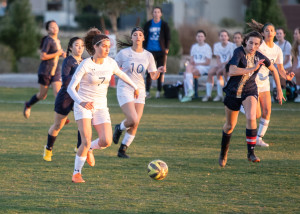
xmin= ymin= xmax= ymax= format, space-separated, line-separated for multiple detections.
xmin=291 ymin=27 xmax=300 ymax=102
xmin=219 ymin=31 xmax=284 ymax=167
xmin=67 ymin=29 xmax=139 ymax=183
xmin=180 ymin=30 xmax=212 ymax=102
xmin=43 ymin=36 xmax=85 ymax=161
xmin=202 ymin=30 xmax=235 ymax=102
xmin=23 ymin=20 xmax=66 ymax=119
xmin=247 ymin=20 xmax=294 ymax=147
xmin=112 ymin=27 xmax=164 ymax=158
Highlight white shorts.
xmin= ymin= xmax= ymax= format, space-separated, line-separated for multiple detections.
xmin=73 ymin=103 xmax=111 ymax=125
xmin=256 ymin=75 xmax=270 ymax=93
xmin=117 ymin=88 xmax=146 ymax=107
xmin=195 ymin=65 xmax=210 ymax=75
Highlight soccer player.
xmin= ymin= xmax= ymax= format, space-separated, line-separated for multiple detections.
xmin=180 ymin=30 xmax=212 ymax=102
xmin=233 ymin=32 xmax=243 ymax=49
xmin=219 ymin=31 xmax=284 ymax=167
xmin=23 ymin=20 xmax=66 ymax=119
xmin=43 ymin=36 xmax=85 ymax=161
xmin=291 ymin=27 xmax=300 ymax=102
xmin=247 ymin=20 xmax=294 ymax=147
xmin=202 ymin=30 xmax=235 ymax=102
xmin=67 ymin=29 xmax=139 ymax=183
xmin=275 ymin=28 xmax=292 ymax=71
xmin=112 ymin=27 xmax=164 ymax=158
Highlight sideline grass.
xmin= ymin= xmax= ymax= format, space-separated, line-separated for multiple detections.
xmin=0 ymin=87 xmax=299 ymax=213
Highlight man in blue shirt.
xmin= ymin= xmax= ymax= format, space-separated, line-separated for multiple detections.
xmin=143 ymin=7 xmax=170 ymax=98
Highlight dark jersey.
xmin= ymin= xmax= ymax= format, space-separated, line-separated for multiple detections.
xmin=223 ymin=46 xmax=271 ymax=99
xmin=61 ymin=56 xmax=81 ymax=89
xmin=38 ymin=36 xmax=60 ymax=75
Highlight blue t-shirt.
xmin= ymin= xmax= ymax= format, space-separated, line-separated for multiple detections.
xmin=146 ymin=20 xmax=162 ymax=51
xmin=38 ymin=36 xmax=60 ymax=76
xmin=223 ymin=46 xmax=271 ymax=99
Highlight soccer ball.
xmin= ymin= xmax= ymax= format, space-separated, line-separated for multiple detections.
xmin=147 ymin=160 xmax=168 ymax=180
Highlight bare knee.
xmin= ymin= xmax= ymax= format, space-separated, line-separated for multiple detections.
xmin=223 ymin=123 xmax=235 ymax=134
xmin=126 ymin=116 xmax=139 ymax=128
xmin=100 ymin=137 xmax=112 ymax=148
xmin=37 ymin=93 xmax=47 ymax=100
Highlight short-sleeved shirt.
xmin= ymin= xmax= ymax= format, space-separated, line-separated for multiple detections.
xmin=213 ymin=42 xmax=235 ymax=63
xmin=146 ymin=20 xmax=162 ymax=51
xmin=275 ymin=40 xmax=292 ymax=69
xmin=190 ymin=43 xmax=212 ymax=70
xmin=223 ymin=46 xmax=271 ymax=99
xmin=115 ymin=47 xmax=157 ymax=92
xmin=61 ymin=56 xmax=81 ymax=89
xmin=38 ymin=36 xmax=60 ymax=75
xmin=257 ymin=41 xmax=283 ymax=82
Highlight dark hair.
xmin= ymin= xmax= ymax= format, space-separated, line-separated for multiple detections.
xmin=276 ymin=27 xmax=285 ymax=34
xmin=247 ymin=19 xmax=275 ymax=34
xmin=219 ymin=29 xmax=229 ymax=37
xmin=84 ymin=28 xmax=102 ymax=55
xmin=39 ymin=20 xmax=57 ymax=49
xmin=66 ymin=37 xmax=83 ymax=57
xmin=196 ymin=30 xmax=206 ymax=37
xmin=118 ymin=26 xmax=145 ymax=48
xmin=292 ymin=27 xmax=300 ymax=58
xmin=131 ymin=26 xmax=144 ymax=36
xmin=242 ymin=31 xmax=263 ymax=47
xmin=153 ymin=6 xmax=162 ymax=13
xmin=233 ymin=32 xmax=243 ymax=38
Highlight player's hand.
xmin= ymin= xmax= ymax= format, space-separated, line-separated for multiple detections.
xmin=276 ymin=88 xmax=285 ymax=105
xmin=61 ymin=51 xmax=67 ymax=58
xmin=57 ymin=49 xmax=64 ymax=56
xmin=286 ymin=72 xmax=295 ymax=81
xmin=254 ymin=59 xmax=265 ymax=70
xmin=158 ymin=66 xmax=165 ymax=73
xmin=134 ymin=89 xmax=139 ymax=99
xmin=80 ymin=102 xmax=94 ymax=110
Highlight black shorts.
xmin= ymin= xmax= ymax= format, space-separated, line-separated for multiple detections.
xmin=224 ymin=95 xmax=257 ymax=111
xmin=38 ymin=73 xmax=61 ymax=86
xmin=54 ymin=89 xmax=74 ymax=115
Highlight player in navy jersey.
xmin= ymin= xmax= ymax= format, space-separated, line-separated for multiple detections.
xmin=23 ymin=20 xmax=66 ymax=119
xmin=43 ymin=36 xmax=85 ymax=161
xmin=291 ymin=27 xmax=300 ymax=102
xmin=112 ymin=27 xmax=164 ymax=158
xmin=218 ymin=31 xmax=284 ymax=167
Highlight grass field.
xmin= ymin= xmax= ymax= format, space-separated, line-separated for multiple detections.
xmin=0 ymin=87 xmax=299 ymax=213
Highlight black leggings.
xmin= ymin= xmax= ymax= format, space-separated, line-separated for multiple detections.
xmin=146 ymin=51 xmax=165 ymax=92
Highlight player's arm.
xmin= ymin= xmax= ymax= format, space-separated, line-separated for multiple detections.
xmin=276 ymin=63 xmax=295 ymax=81
xmin=268 ymin=63 xmax=285 ymax=105
xmin=228 ymin=59 xmax=265 ymax=76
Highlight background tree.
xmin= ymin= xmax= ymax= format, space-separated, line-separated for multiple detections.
xmin=244 ymin=0 xmax=291 ymax=41
xmin=76 ymin=0 xmax=165 ymax=34
xmin=0 ymin=0 xmax=40 ymax=69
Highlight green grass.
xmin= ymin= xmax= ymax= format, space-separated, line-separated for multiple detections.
xmin=0 ymin=87 xmax=299 ymax=213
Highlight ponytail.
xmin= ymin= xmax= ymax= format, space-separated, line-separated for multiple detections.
xmin=66 ymin=36 xmax=83 ymax=57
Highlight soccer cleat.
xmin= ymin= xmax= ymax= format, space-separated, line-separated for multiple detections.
xmin=213 ymin=95 xmax=223 ymax=102
xmin=86 ymin=150 xmax=95 ymax=167
xmin=72 ymin=173 xmax=85 ymax=183
xmin=247 ymin=153 xmax=260 ymax=163
xmin=118 ymin=144 xmax=129 ymax=158
xmin=146 ymin=92 xmax=151 ymax=99
xmin=155 ymin=91 xmax=161 ymax=98
xmin=180 ymin=96 xmax=192 ymax=103
xmin=23 ymin=102 xmax=31 ymax=119
xmin=43 ymin=145 xmax=53 ymax=161
xmin=202 ymin=95 xmax=211 ymax=102
xmin=256 ymin=137 xmax=269 ymax=147
xmin=113 ymin=124 xmax=123 ymax=144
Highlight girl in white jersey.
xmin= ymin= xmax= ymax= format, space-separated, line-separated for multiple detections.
xmin=247 ymin=20 xmax=294 ymax=147
xmin=181 ymin=30 xmax=212 ymax=102
xmin=291 ymin=27 xmax=300 ymax=102
xmin=67 ymin=29 xmax=139 ymax=183
xmin=202 ymin=30 xmax=235 ymax=102
xmin=112 ymin=27 xmax=164 ymax=158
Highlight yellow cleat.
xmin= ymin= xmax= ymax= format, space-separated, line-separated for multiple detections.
xmin=43 ymin=145 xmax=53 ymax=161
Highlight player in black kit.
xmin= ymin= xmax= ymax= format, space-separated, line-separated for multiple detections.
xmin=218 ymin=31 xmax=284 ymax=167
xmin=43 ymin=36 xmax=85 ymax=161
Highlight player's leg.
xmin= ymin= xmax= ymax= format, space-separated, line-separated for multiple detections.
xmin=213 ymin=68 xmax=225 ymax=101
xmin=202 ymin=66 xmax=217 ymax=101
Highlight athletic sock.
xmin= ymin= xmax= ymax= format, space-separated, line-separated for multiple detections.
xmin=206 ymin=82 xmax=213 ymax=97
xmin=46 ymin=134 xmax=56 ymax=151
xmin=246 ymin=129 xmax=257 ymax=155
xmin=185 ymin=73 xmax=194 ymax=93
xmin=257 ymin=118 xmax=269 ymax=138
xmin=217 ymin=79 xmax=224 ymax=97
xmin=121 ymin=132 xmax=135 ymax=147
xmin=27 ymin=94 xmax=39 ymax=107
xmin=77 ymin=130 xmax=81 ymax=148
xmin=90 ymin=138 xmax=107 ymax=150
xmin=120 ymin=120 xmax=129 ymax=131
xmin=73 ymin=155 xmax=87 ymax=175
